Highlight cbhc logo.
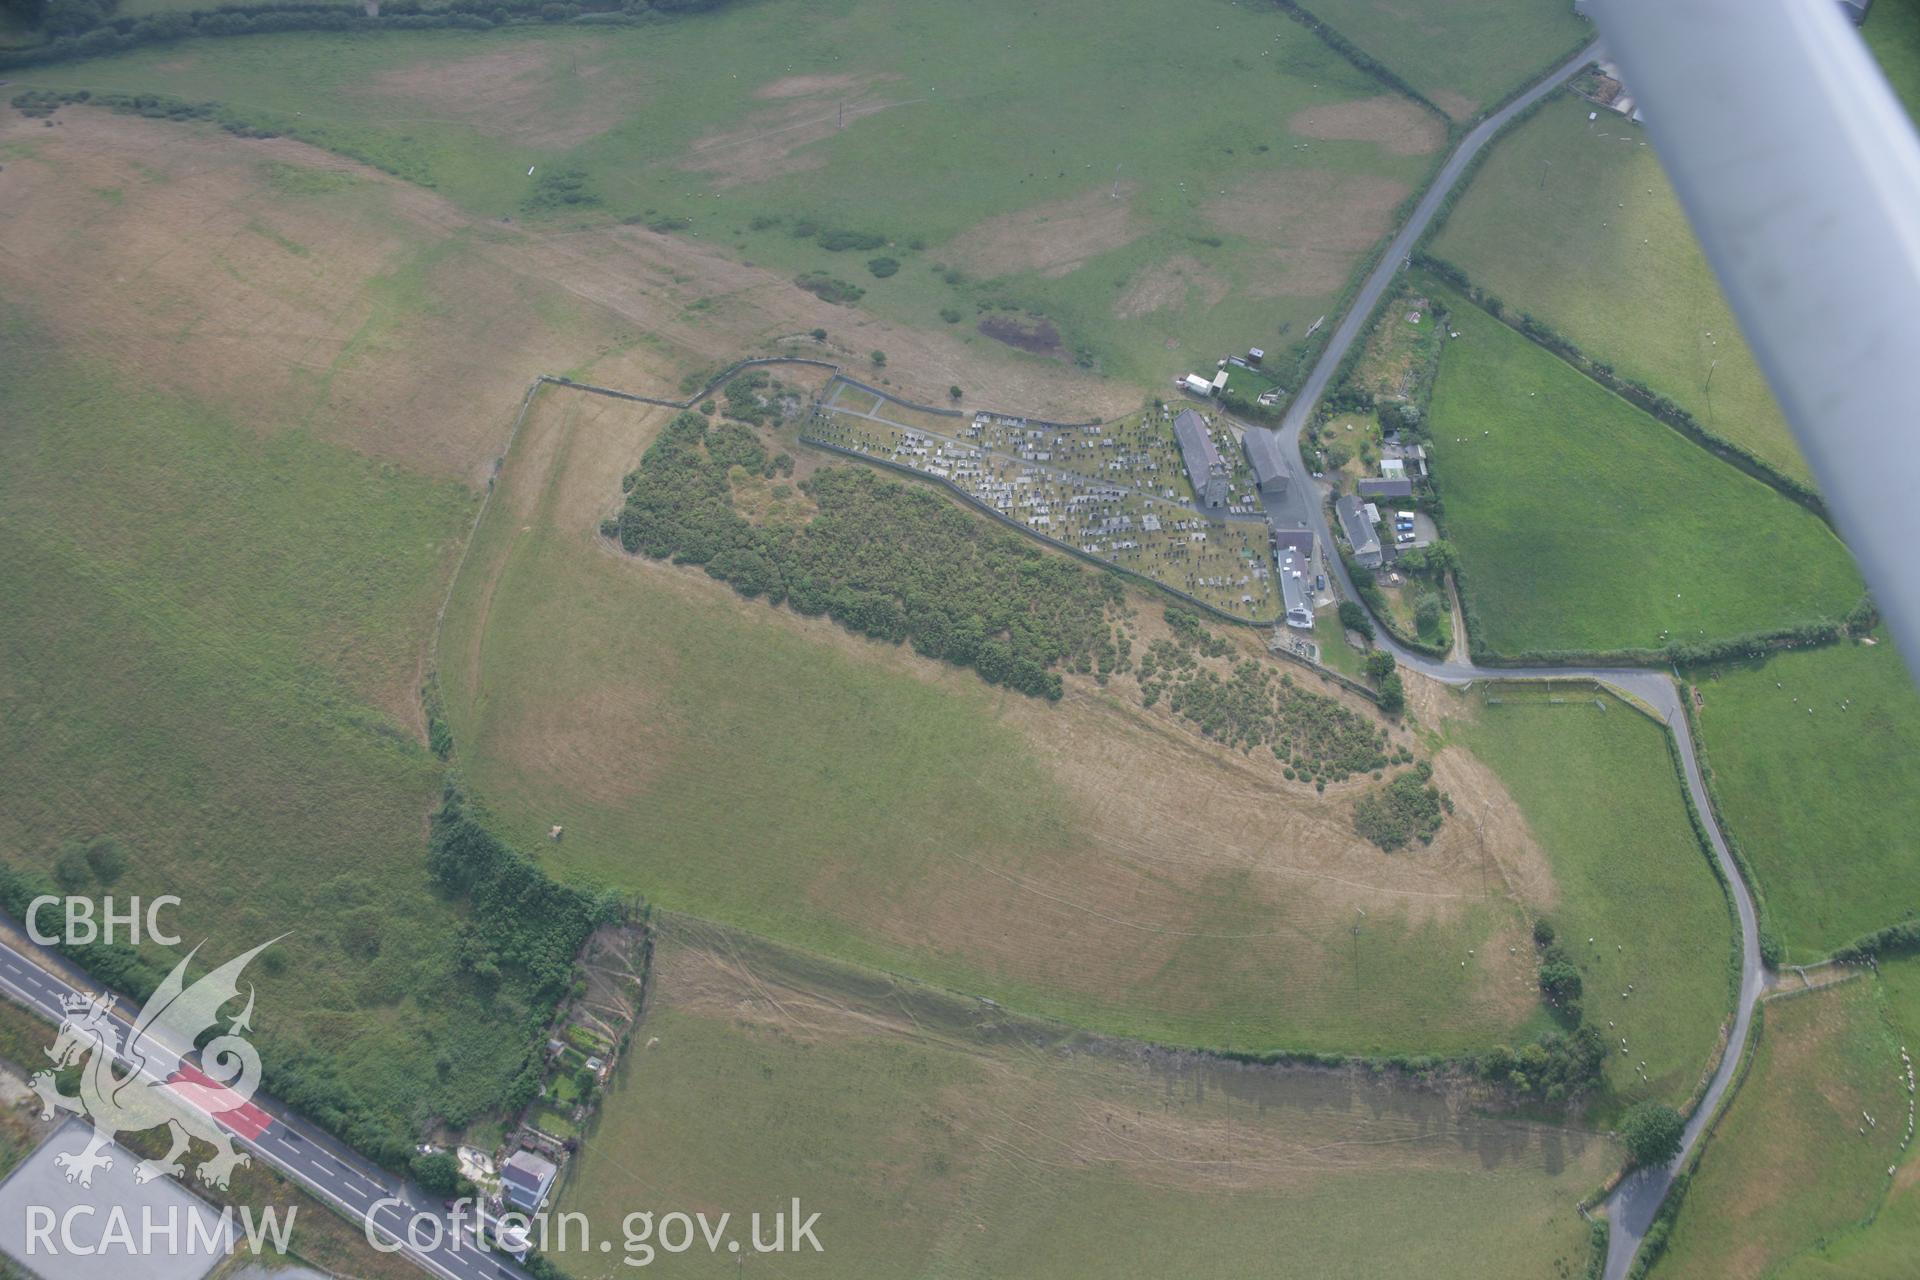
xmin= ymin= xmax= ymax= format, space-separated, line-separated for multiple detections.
xmin=26 ymin=896 xmax=182 ymax=947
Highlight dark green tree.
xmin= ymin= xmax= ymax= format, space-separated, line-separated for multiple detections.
xmin=1622 ymin=1102 xmax=1686 ymax=1168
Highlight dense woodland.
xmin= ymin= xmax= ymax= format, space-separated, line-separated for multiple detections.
xmin=613 ymin=410 xmax=1124 ymax=700
xmin=426 ymin=790 xmax=624 ymax=1117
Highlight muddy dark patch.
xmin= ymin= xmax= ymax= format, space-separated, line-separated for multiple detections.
xmin=979 ymin=313 xmax=1064 ymax=358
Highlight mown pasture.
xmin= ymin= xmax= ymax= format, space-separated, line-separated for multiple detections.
xmin=8 ymin=0 xmax=1446 ymax=386
xmin=1686 ymin=636 xmax=1920 ymax=960
xmin=1653 ymin=967 xmax=1914 ymax=1279
xmin=1429 ymin=95 xmax=1810 ymax=486
xmin=1424 ymin=285 xmax=1863 ymax=657
xmin=438 ymin=383 xmax=1567 ymax=1059
xmin=1452 ymin=688 xmax=1733 ymax=1116
xmin=1295 ymin=0 xmax=1591 ymax=120
xmin=552 ymin=919 xmax=1616 ymax=1280
xmin=1773 ymin=956 xmax=1920 ymax=1280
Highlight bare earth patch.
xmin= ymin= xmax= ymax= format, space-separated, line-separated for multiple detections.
xmin=680 ymin=72 xmax=907 ymax=187
xmin=948 ymin=183 xmax=1141 ymax=278
xmin=1201 ymin=171 xmax=1409 ymax=297
xmin=1112 ymin=254 xmax=1230 ymax=320
xmin=371 ymin=47 xmax=637 ymax=148
xmin=1287 ymin=95 xmax=1444 ymax=155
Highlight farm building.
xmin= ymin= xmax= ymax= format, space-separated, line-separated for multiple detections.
xmin=1358 ymin=477 xmax=1415 ymax=500
xmin=1336 ymin=495 xmax=1382 ymax=568
xmin=1174 ymin=409 xmax=1230 ymax=507
xmin=1242 ymin=428 xmax=1292 ymax=495
xmin=1278 ymin=546 xmax=1314 ymax=629
xmin=501 ymin=1149 xmax=560 ymax=1213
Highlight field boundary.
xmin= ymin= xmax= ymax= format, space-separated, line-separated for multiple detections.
xmin=1400 ymin=270 xmax=1868 ymax=671
xmin=429 ymin=373 xmax=546 ymax=676
xmin=1674 ymin=690 xmax=1785 ymax=966
xmin=1415 ymin=255 xmax=1832 ymax=523
xmin=1418 ymin=90 xmax=1565 ymax=248
xmin=1268 ymin=0 xmax=1454 ymax=128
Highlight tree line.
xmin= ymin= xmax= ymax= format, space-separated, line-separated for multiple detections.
xmin=0 ymin=0 xmax=738 ymax=70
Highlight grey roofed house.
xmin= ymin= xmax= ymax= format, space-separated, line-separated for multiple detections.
xmin=1335 ymin=495 xmax=1382 ymax=568
xmin=1173 ymin=408 xmax=1229 ymax=508
xmin=1271 ymin=525 xmax=1314 ymax=559
xmin=1242 ymin=428 xmax=1291 ymax=495
xmin=1357 ymin=477 xmax=1415 ymax=500
xmin=1278 ymin=547 xmax=1313 ymax=629
xmin=501 ymin=1149 xmax=560 ymax=1213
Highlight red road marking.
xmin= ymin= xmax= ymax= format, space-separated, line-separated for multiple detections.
xmin=164 ymin=1063 xmax=273 ymax=1141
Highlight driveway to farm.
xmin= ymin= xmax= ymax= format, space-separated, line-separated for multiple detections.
xmin=1248 ymin=37 xmax=1767 ymax=1280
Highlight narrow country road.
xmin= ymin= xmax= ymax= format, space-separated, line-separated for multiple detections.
xmin=1247 ymin=38 xmax=1765 ymax=1280
xmin=0 ymin=924 xmax=526 ymax=1280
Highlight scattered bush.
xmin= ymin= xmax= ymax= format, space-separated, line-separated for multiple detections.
xmin=793 ymin=273 xmax=864 ymax=306
xmin=866 ymin=256 xmax=899 ymax=278
xmin=818 ymin=228 xmax=886 ymax=252
xmin=1353 ymin=761 xmax=1450 ymax=851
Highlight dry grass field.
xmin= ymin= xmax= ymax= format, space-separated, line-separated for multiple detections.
xmin=7 ymin=0 xmax=1447 ymax=387
xmin=0 ymin=108 xmax=1136 ymax=486
xmin=438 ymin=383 xmax=1563 ymax=1056
xmin=551 ymin=919 xmax=1616 ymax=1279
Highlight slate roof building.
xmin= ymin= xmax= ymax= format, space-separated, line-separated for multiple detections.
xmin=1242 ymin=428 xmax=1291 ymax=496
xmin=1277 ymin=546 xmax=1314 ymax=629
xmin=501 ymin=1150 xmax=560 ymax=1214
xmin=1335 ymin=494 xmax=1382 ymax=568
xmin=1173 ymin=408 xmax=1229 ymax=507
xmin=1357 ymin=477 xmax=1415 ymax=500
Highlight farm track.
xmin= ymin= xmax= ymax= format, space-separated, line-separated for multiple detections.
xmin=1250 ymin=38 xmax=1763 ymax=1279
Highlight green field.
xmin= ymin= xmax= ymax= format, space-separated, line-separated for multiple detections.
xmin=1867 ymin=0 xmax=1920 ymax=117
xmin=1453 ymin=691 xmax=1733 ymax=1114
xmin=0 ymin=309 xmax=558 ymax=1155
xmin=1430 ymin=95 xmax=1810 ymax=486
xmin=1425 ymin=285 xmax=1863 ymax=657
xmin=1652 ymin=974 xmax=1908 ymax=1279
xmin=1773 ymin=956 xmax=1920 ymax=1279
xmin=1687 ymin=636 xmax=1920 ymax=960
xmin=553 ymin=922 xmax=1616 ymax=1280
xmin=1296 ymin=0 xmax=1591 ymax=119
xmin=11 ymin=0 xmax=1444 ymax=388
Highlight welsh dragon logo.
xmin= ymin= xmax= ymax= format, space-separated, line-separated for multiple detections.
xmin=28 ymin=939 xmax=276 ymax=1190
